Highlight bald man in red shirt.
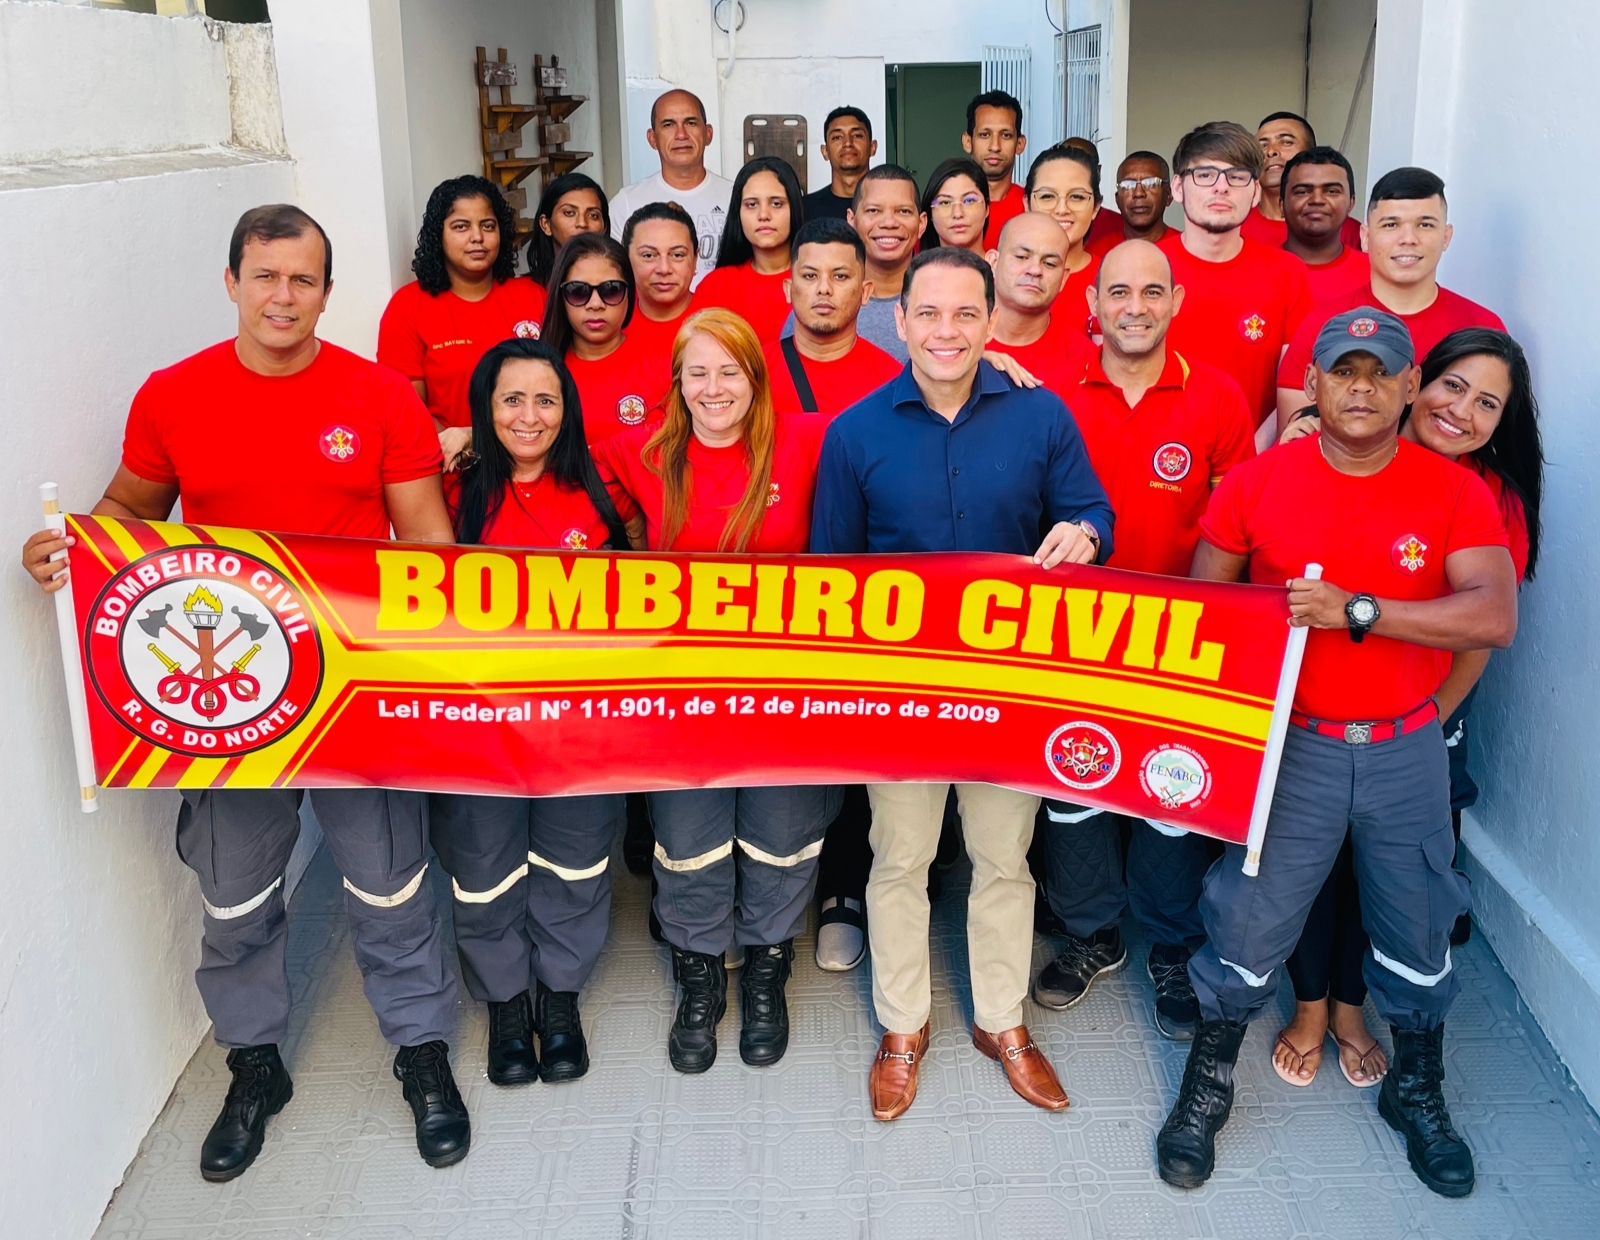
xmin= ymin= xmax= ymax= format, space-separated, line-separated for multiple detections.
xmin=983 ymin=213 xmax=1095 ymax=400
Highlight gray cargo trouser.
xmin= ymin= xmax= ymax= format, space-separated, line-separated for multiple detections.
xmin=429 ymin=792 xmax=621 ymax=999
xmin=176 ymin=787 xmax=456 ymax=1049
xmin=1189 ymin=722 xmax=1468 ymax=1031
xmin=649 ymin=785 xmax=844 ymax=955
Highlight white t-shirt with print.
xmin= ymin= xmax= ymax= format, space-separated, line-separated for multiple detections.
xmin=609 ymin=169 xmax=735 ymax=288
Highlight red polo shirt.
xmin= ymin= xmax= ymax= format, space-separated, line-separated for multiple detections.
xmin=762 ymin=336 xmax=901 ymax=417
xmin=983 ymin=322 xmax=1095 ymax=407
xmin=377 ymin=278 xmax=546 ymax=428
xmin=1200 ymin=435 xmax=1508 ymax=721
xmin=692 ymin=262 xmax=792 ymax=343
xmin=122 ymin=340 xmax=441 ymax=540
xmin=1301 ymin=246 xmax=1371 ymax=304
xmin=983 ymin=183 xmax=1028 ymax=252
xmin=1278 ymin=283 xmax=1506 ymax=390
xmin=594 ymin=413 xmax=828 ymax=552
xmin=565 ymin=337 xmax=671 ymax=444
xmin=1071 ymin=350 xmax=1255 ymax=576
xmin=443 ymin=468 xmax=637 ymax=551
xmin=1158 ymin=233 xmax=1312 ymax=423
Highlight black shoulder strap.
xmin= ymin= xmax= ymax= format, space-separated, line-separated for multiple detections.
xmin=780 ymin=335 xmax=820 ymax=414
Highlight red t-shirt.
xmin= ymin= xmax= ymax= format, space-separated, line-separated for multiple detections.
xmin=1055 ymin=253 xmax=1103 ymax=340
xmin=1072 ymin=351 xmax=1256 ymax=576
xmin=1088 ymin=223 xmax=1175 ymax=256
xmin=1158 ymin=233 xmax=1312 ymax=422
xmin=1200 ymin=435 xmax=1509 ymax=721
xmin=443 ymin=468 xmax=637 ymax=551
xmin=983 ymin=183 xmax=1028 ymax=252
xmin=761 ymin=336 xmax=901 ymax=417
xmin=983 ymin=322 xmax=1095 ymax=407
xmin=1463 ymin=458 xmax=1530 ymax=583
xmin=594 ymin=413 xmax=828 ymax=552
xmin=1086 ymin=206 xmax=1124 ymax=250
xmin=627 ymin=306 xmax=694 ymax=372
xmin=122 ymin=340 xmax=441 ymax=540
xmin=692 ymin=262 xmax=792 ymax=343
xmin=565 ymin=338 xmax=671 ymax=445
xmin=1301 ymin=246 xmax=1371 ymax=304
xmin=376 ymin=278 xmax=546 ymax=428
xmin=1277 ymin=283 xmax=1507 ymax=389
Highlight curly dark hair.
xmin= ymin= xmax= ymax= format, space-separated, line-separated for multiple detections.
xmin=411 ymin=175 xmax=518 ymax=295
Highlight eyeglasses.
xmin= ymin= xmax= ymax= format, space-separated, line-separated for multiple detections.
xmin=1183 ymin=165 xmax=1256 ymax=188
xmin=560 ymin=279 xmax=629 ymax=307
xmin=932 ymin=192 xmax=986 ymax=212
xmin=1029 ymin=188 xmax=1096 ymax=210
xmin=1117 ymin=176 xmax=1166 ymax=193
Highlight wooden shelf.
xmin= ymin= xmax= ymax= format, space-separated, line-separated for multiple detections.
xmin=488 ymin=103 xmax=542 ymax=134
xmin=544 ymin=96 xmax=588 ymax=124
xmin=475 ymin=47 xmax=592 ymax=238
xmin=548 ymin=150 xmax=595 ymax=176
xmin=488 ymin=157 xmax=549 ymax=190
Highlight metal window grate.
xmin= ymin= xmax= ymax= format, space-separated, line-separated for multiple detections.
xmin=1062 ymin=25 xmax=1102 ymax=143
xmin=982 ymin=45 xmax=1032 ymax=178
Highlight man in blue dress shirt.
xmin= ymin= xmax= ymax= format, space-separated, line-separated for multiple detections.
xmin=812 ymin=245 xmax=1114 ymax=1122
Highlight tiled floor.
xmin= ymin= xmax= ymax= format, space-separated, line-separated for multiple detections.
xmin=96 ymin=844 xmax=1600 ymax=1239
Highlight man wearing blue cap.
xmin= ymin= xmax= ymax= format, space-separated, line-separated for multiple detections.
xmin=1156 ymin=308 xmax=1519 ymax=1198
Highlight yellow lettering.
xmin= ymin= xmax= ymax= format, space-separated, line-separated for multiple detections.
xmin=1157 ymin=599 xmax=1225 ymax=681
xmin=958 ymin=580 xmax=1023 ymax=651
xmin=789 ymin=566 xmax=857 ymax=637
xmin=525 ymin=555 xmax=610 ymax=631
xmin=615 ymin=559 xmax=683 ymax=629
xmin=751 ymin=564 xmax=789 ymax=633
xmin=1063 ymin=589 xmax=1130 ymax=661
xmin=1122 ymin=595 xmax=1168 ymax=669
xmin=687 ymin=562 xmax=751 ymax=632
xmin=1020 ymin=584 xmax=1063 ymax=655
xmin=375 ymin=550 xmax=446 ymax=631
xmin=860 ymin=570 xmax=925 ymax=642
xmin=452 ymin=552 xmax=518 ymax=631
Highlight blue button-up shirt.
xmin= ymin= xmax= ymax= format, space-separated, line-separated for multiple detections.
xmin=810 ymin=361 xmax=1114 ymax=558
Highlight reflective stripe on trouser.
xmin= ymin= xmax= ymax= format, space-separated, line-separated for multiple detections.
xmin=1040 ymin=806 xmax=1211 ymax=945
xmin=1189 ymin=723 xmax=1467 ymax=1030
xmin=649 ymin=785 xmax=843 ymax=956
xmin=429 ymin=791 xmax=620 ymax=998
xmin=866 ymin=782 xmax=1041 ymax=1034
xmin=175 ymin=787 xmax=455 ymax=1049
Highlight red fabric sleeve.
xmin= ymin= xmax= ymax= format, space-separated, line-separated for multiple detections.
xmin=1445 ymin=468 xmax=1513 ymax=556
xmin=376 ymin=369 xmax=444 ymax=484
xmin=1197 ymin=465 xmax=1254 ymax=557
xmin=120 ymin=375 xmax=179 ymax=485
xmin=1282 ymin=259 xmax=1314 ymax=341
xmin=376 ymin=284 xmax=427 ymax=381
xmin=1207 ymin=372 xmax=1258 ymax=482
xmin=1277 ymin=312 xmax=1319 ymax=389
xmin=597 ymin=461 xmax=640 ymax=525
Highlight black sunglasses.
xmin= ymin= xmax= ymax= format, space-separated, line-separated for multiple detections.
xmin=560 ymin=279 xmax=629 ymax=307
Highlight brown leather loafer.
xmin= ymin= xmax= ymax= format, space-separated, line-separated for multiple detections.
xmin=869 ymin=1023 xmax=930 ymax=1121
xmin=973 ymin=1024 xmax=1070 ymax=1111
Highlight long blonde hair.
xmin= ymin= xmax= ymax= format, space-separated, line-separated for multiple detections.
xmin=645 ymin=308 xmax=777 ymax=552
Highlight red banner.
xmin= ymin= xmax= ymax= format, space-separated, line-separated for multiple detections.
xmin=61 ymin=515 xmax=1295 ymax=844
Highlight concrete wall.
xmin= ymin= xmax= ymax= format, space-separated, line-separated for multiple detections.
xmin=1368 ymin=0 xmax=1600 ymax=1105
xmin=0 ymin=5 xmax=293 ymax=1237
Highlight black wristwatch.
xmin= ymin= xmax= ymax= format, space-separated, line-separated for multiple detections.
xmin=1345 ymin=593 xmax=1380 ymax=643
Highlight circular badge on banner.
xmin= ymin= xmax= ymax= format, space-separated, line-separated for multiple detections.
xmin=1045 ymin=721 xmax=1121 ymax=791
xmin=1139 ymin=744 xmax=1213 ymax=812
xmin=86 ymin=547 xmax=324 ymax=758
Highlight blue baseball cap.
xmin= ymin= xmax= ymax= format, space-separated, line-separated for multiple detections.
xmin=1312 ymin=306 xmax=1416 ymax=373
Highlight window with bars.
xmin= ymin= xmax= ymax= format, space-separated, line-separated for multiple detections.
xmin=982 ymin=44 xmax=1032 ymax=177
xmin=1057 ymin=25 xmax=1101 ymax=144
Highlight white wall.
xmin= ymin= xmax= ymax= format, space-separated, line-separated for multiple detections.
xmin=0 ymin=6 xmax=294 ymax=1237
xmin=1368 ymin=0 xmax=1600 ymax=1104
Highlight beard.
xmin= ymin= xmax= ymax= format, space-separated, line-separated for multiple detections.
xmin=1192 ymin=213 xmax=1246 ymax=235
xmin=797 ymin=313 xmax=847 ymax=337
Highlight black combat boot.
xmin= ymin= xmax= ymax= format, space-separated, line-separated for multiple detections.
xmin=1156 ymin=1018 xmax=1247 ymax=1188
xmin=1379 ymin=1024 xmax=1475 ymax=1197
xmin=485 ymin=990 xmax=539 ymax=1086
xmin=393 ymin=1040 xmax=471 ymax=1167
xmin=739 ymin=941 xmax=794 ymax=1066
xmin=535 ymin=981 xmax=589 ymax=1082
xmin=200 ymin=1044 xmax=294 ymax=1182
xmin=668 ymin=947 xmax=727 ymax=1073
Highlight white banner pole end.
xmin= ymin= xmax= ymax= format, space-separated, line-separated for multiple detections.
xmin=41 ymin=484 xmax=99 ymax=814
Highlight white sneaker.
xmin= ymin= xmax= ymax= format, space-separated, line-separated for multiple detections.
xmin=815 ymin=897 xmax=866 ymax=971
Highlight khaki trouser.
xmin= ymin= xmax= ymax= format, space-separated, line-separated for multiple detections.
xmin=865 ymin=782 xmax=1042 ymax=1034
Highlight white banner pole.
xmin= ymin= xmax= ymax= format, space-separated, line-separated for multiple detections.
xmin=1240 ymin=561 xmax=1321 ymax=876
xmin=41 ymin=484 xmax=99 ymax=813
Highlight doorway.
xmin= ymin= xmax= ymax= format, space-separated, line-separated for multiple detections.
xmin=885 ymin=62 xmax=981 ymax=188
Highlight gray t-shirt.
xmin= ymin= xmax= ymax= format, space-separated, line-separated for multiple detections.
xmin=780 ymin=295 xmax=907 ymax=362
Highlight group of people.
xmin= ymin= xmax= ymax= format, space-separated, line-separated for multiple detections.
xmin=23 ymin=85 xmax=1542 ymax=1206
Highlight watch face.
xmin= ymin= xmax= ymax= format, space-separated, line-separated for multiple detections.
xmin=1349 ymin=597 xmax=1378 ymax=625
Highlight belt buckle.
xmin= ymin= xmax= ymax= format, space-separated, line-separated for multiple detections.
xmin=1343 ymin=723 xmax=1373 ymax=745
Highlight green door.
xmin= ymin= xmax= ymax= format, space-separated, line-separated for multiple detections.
xmin=886 ymin=62 xmax=982 ymax=190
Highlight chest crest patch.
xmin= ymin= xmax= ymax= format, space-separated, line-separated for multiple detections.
xmin=617 ymin=395 xmax=647 ymax=425
xmin=319 ymin=425 xmax=361 ymax=463
xmin=1239 ymin=313 xmax=1268 ymax=342
xmin=1391 ymin=533 xmax=1431 ymax=575
xmin=1152 ymin=441 xmax=1193 ymax=482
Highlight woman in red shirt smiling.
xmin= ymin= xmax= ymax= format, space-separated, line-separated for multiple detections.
xmin=431 ymin=337 xmax=640 ymax=1091
xmin=595 ymin=308 xmax=840 ymax=1075
xmin=1025 ymin=144 xmax=1104 ymax=341
xmin=693 ymin=157 xmax=805 ymax=343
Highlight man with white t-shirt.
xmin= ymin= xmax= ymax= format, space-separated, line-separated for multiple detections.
xmin=609 ymin=89 xmax=734 ymax=288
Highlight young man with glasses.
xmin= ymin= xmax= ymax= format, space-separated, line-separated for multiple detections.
xmin=804 ymin=107 xmax=878 ymax=222
xmin=962 ymin=91 xmax=1028 ymax=251
xmin=1090 ymin=151 xmax=1173 ymax=254
xmin=1159 ymin=121 xmax=1312 ymax=448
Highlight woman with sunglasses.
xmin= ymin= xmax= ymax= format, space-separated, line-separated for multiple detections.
xmin=1272 ymin=327 xmax=1543 ymax=1092
xmin=593 ymin=308 xmax=841 ymax=1075
xmin=541 ymin=232 xmax=670 ymax=444
xmin=525 ymin=173 xmax=611 ymax=307
xmin=430 ymin=338 xmax=642 ymax=1089
xmin=1024 ymin=145 xmax=1104 ymax=340
xmin=379 ymin=176 xmax=545 ymax=468
xmin=692 ymin=156 xmax=805 ymax=343
xmin=918 ymin=157 xmax=990 ymax=257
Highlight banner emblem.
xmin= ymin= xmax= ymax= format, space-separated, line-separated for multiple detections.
xmin=1045 ymin=721 xmax=1121 ymax=791
xmin=1140 ymin=743 xmax=1213 ymax=811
